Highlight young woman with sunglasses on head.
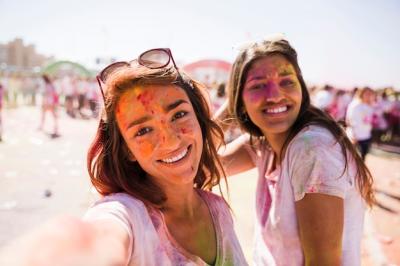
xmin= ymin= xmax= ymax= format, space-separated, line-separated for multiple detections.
xmin=1 ymin=49 xmax=247 ymax=266
xmin=216 ymin=37 xmax=374 ymax=265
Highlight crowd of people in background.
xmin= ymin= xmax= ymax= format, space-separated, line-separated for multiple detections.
xmin=0 ymin=72 xmax=101 ymax=140
xmin=0 ymin=70 xmax=399 ymax=154
xmin=0 ymin=73 xmax=100 ymax=118
xmin=310 ymin=85 xmax=400 ymax=156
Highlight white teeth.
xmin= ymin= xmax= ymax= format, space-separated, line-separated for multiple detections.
xmin=266 ymin=106 xmax=288 ymax=114
xmin=161 ymin=148 xmax=189 ymax=164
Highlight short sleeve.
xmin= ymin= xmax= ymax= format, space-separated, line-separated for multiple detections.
xmin=287 ymin=127 xmax=352 ymax=201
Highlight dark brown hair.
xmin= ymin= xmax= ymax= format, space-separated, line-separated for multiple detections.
xmin=227 ymin=37 xmax=374 ymax=206
xmin=42 ymin=74 xmax=52 ymax=84
xmin=88 ymin=64 xmax=225 ymax=207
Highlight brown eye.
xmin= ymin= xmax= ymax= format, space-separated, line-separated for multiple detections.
xmin=248 ymin=84 xmax=264 ymax=91
xmin=135 ymin=127 xmax=152 ymax=137
xmin=280 ymin=79 xmax=294 ymax=87
xmin=172 ymin=111 xmax=188 ymax=121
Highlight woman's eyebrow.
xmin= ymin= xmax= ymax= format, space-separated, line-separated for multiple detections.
xmin=126 ymin=116 xmax=151 ymax=130
xmin=165 ymin=99 xmax=189 ymax=112
xmin=279 ymin=69 xmax=294 ymax=76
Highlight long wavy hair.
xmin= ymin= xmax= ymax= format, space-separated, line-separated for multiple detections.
xmin=227 ymin=37 xmax=374 ymax=206
xmin=88 ymin=64 xmax=226 ymax=207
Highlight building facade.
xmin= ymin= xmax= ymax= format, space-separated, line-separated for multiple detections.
xmin=0 ymin=38 xmax=51 ymax=71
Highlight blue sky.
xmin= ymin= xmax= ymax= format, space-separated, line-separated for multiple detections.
xmin=0 ymin=0 xmax=399 ymax=88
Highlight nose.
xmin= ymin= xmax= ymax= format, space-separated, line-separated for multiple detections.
xmin=263 ymin=81 xmax=284 ymax=102
xmin=158 ymin=124 xmax=181 ymax=151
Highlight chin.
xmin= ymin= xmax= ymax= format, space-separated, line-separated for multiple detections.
xmin=262 ymin=121 xmax=291 ymax=132
xmin=173 ymin=167 xmax=199 ymax=184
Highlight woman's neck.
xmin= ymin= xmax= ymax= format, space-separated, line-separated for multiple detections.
xmin=264 ymin=131 xmax=289 ymax=164
xmin=160 ymin=185 xmax=202 ymax=219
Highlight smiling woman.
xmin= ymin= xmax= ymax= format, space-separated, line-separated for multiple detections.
xmin=0 ymin=48 xmax=248 ymax=266
xmin=84 ymin=49 xmax=247 ymax=265
xmin=216 ymin=36 xmax=375 ymax=266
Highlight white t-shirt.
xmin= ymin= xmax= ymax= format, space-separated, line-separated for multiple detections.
xmin=84 ymin=190 xmax=248 ymax=266
xmin=313 ymin=90 xmax=333 ymax=110
xmin=245 ymin=126 xmax=365 ymax=266
xmin=346 ymin=99 xmax=374 ymax=141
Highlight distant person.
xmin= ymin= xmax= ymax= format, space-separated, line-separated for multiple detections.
xmin=372 ymin=91 xmax=393 ymax=143
xmin=8 ymin=73 xmax=22 ymax=108
xmin=313 ymin=85 xmax=334 ymax=112
xmin=25 ymin=74 xmax=39 ymax=106
xmin=346 ymin=87 xmax=375 ymax=161
xmin=329 ymin=89 xmax=352 ymax=124
xmin=1 ymin=48 xmax=247 ymax=266
xmin=86 ymin=77 xmax=100 ymax=118
xmin=216 ymin=36 xmax=374 ymax=265
xmin=61 ymin=76 xmax=77 ymax=118
xmin=387 ymin=92 xmax=400 ymax=143
xmin=0 ymin=81 xmax=3 ymax=141
xmin=74 ymin=77 xmax=85 ymax=118
xmin=38 ymin=74 xmax=60 ymax=138
xmin=212 ymin=82 xmax=227 ymax=111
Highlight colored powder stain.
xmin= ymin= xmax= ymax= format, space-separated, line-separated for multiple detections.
xmin=261 ymin=82 xmax=281 ymax=98
xmin=308 ymin=186 xmax=317 ymax=193
xmin=137 ymin=91 xmax=153 ymax=107
xmin=159 ymin=96 xmax=166 ymax=106
xmin=153 ymin=105 xmax=163 ymax=114
xmin=249 ymin=92 xmax=263 ymax=103
xmin=246 ymin=83 xmax=278 ymax=102
xmin=138 ymin=142 xmax=154 ymax=157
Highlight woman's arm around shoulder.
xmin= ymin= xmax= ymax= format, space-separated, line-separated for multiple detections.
xmin=218 ymin=133 xmax=256 ymax=177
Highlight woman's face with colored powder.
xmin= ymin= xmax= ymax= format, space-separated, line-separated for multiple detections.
xmin=242 ymin=54 xmax=302 ymax=140
xmin=115 ymin=84 xmax=203 ymax=188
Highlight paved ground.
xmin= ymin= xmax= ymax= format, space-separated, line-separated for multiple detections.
xmin=0 ymin=106 xmax=399 ymax=265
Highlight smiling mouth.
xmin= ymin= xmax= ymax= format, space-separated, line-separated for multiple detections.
xmin=262 ymin=105 xmax=290 ymax=114
xmin=158 ymin=145 xmax=192 ymax=164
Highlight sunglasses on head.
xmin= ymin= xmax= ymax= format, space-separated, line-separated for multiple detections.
xmin=96 ymin=48 xmax=183 ymax=102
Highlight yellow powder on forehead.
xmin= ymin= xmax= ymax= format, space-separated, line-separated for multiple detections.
xmin=268 ymin=56 xmax=295 ymax=71
xmin=116 ymin=86 xmax=144 ymax=117
xmin=124 ymin=85 xmax=146 ymax=98
xmin=248 ymin=58 xmax=295 ymax=79
xmin=118 ymin=86 xmax=152 ymax=107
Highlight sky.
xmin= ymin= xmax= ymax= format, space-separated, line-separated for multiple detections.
xmin=0 ymin=0 xmax=399 ymax=88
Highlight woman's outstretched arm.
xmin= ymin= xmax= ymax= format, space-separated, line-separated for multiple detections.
xmin=0 ymin=215 xmax=130 ymax=266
